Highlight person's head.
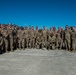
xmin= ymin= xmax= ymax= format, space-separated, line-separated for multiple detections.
xmin=49 ymin=27 xmax=52 ymax=31
xmin=15 ymin=26 xmax=19 ymax=30
xmin=43 ymin=26 xmax=46 ymax=30
xmin=1 ymin=24 xmax=3 ymax=28
xmin=61 ymin=28 xmax=64 ymax=31
xmin=39 ymin=30 xmax=43 ymax=36
xmin=36 ymin=26 xmax=38 ymax=30
xmin=19 ymin=27 xmax=22 ymax=30
xmin=31 ymin=26 xmax=34 ymax=30
xmin=12 ymin=26 xmax=15 ymax=30
xmin=53 ymin=27 xmax=56 ymax=31
xmin=24 ymin=26 xmax=28 ymax=30
xmin=20 ymin=26 xmax=24 ymax=30
xmin=71 ymin=26 xmax=75 ymax=31
xmin=3 ymin=24 xmax=6 ymax=29
xmin=65 ymin=25 xmax=69 ymax=30
xmin=58 ymin=27 xmax=61 ymax=30
xmin=8 ymin=23 xmax=12 ymax=28
xmin=38 ymin=29 xmax=42 ymax=33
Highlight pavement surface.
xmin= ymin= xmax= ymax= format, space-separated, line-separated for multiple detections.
xmin=0 ymin=49 xmax=76 ymax=75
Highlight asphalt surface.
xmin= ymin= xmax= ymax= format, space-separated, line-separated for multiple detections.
xmin=0 ymin=49 xmax=76 ymax=75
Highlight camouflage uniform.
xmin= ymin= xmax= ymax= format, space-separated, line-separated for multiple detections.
xmin=24 ymin=28 xmax=29 ymax=48
xmin=47 ymin=31 xmax=52 ymax=50
xmin=42 ymin=29 xmax=47 ymax=49
xmin=7 ymin=25 xmax=14 ymax=51
xmin=56 ymin=29 xmax=62 ymax=49
xmin=22 ymin=29 xmax=25 ymax=49
xmin=47 ymin=29 xmax=53 ymax=50
xmin=36 ymin=29 xmax=44 ymax=49
xmin=28 ymin=29 xmax=32 ymax=48
xmin=35 ymin=26 xmax=39 ymax=48
xmin=51 ymin=27 xmax=57 ymax=50
xmin=17 ymin=28 xmax=25 ymax=49
xmin=1 ymin=26 xmax=9 ymax=52
xmin=30 ymin=29 xmax=35 ymax=48
xmin=27 ymin=26 xmax=35 ymax=48
xmin=64 ymin=26 xmax=71 ymax=51
xmin=60 ymin=28 xmax=65 ymax=49
xmin=71 ymin=27 xmax=76 ymax=51
xmin=0 ymin=31 xmax=3 ymax=53
xmin=12 ymin=26 xmax=18 ymax=50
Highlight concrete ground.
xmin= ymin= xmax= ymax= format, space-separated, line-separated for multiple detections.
xmin=0 ymin=49 xmax=76 ymax=75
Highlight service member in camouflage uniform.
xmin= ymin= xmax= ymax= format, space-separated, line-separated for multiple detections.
xmin=35 ymin=26 xmax=39 ymax=48
xmin=0 ymin=30 xmax=3 ymax=54
xmin=1 ymin=24 xmax=9 ymax=52
xmin=60 ymin=28 xmax=65 ymax=49
xmin=47 ymin=28 xmax=53 ymax=50
xmin=24 ymin=27 xmax=29 ymax=48
xmin=56 ymin=27 xmax=62 ymax=49
xmin=64 ymin=25 xmax=71 ymax=51
xmin=42 ymin=26 xmax=47 ymax=49
xmin=7 ymin=23 xmax=14 ymax=51
xmin=30 ymin=26 xmax=35 ymax=48
xmin=71 ymin=26 xmax=76 ymax=51
xmin=36 ymin=29 xmax=44 ymax=49
xmin=12 ymin=25 xmax=18 ymax=50
xmin=17 ymin=27 xmax=25 ymax=49
xmin=51 ymin=27 xmax=57 ymax=50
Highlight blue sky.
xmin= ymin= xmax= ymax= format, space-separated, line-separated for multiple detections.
xmin=0 ymin=0 xmax=76 ymax=29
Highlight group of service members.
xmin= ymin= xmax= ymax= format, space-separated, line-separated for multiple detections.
xmin=0 ymin=23 xmax=76 ymax=54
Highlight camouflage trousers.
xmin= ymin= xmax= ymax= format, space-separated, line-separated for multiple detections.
xmin=36 ymin=42 xmax=45 ymax=49
xmin=71 ymin=39 xmax=76 ymax=51
xmin=0 ymin=45 xmax=3 ymax=53
xmin=65 ymin=39 xmax=71 ymax=50
xmin=0 ymin=38 xmax=3 ymax=52
xmin=43 ymin=37 xmax=47 ymax=48
xmin=9 ymin=38 xmax=13 ymax=51
xmin=47 ymin=39 xmax=56 ymax=50
xmin=25 ymin=37 xmax=29 ymax=48
xmin=56 ymin=38 xmax=63 ymax=49
xmin=18 ymin=38 xmax=25 ymax=49
xmin=13 ymin=38 xmax=18 ymax=49
xmin=51 ymin=36 xmax=56 ymax=50
xmin=4 ymin=38 xmax=8 ymax=52
xmin=29 ymin=37 xmax=35 ymax=48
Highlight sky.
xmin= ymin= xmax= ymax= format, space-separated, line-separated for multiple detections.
xmin=0 ymin=0 xmax=76 ymax=29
